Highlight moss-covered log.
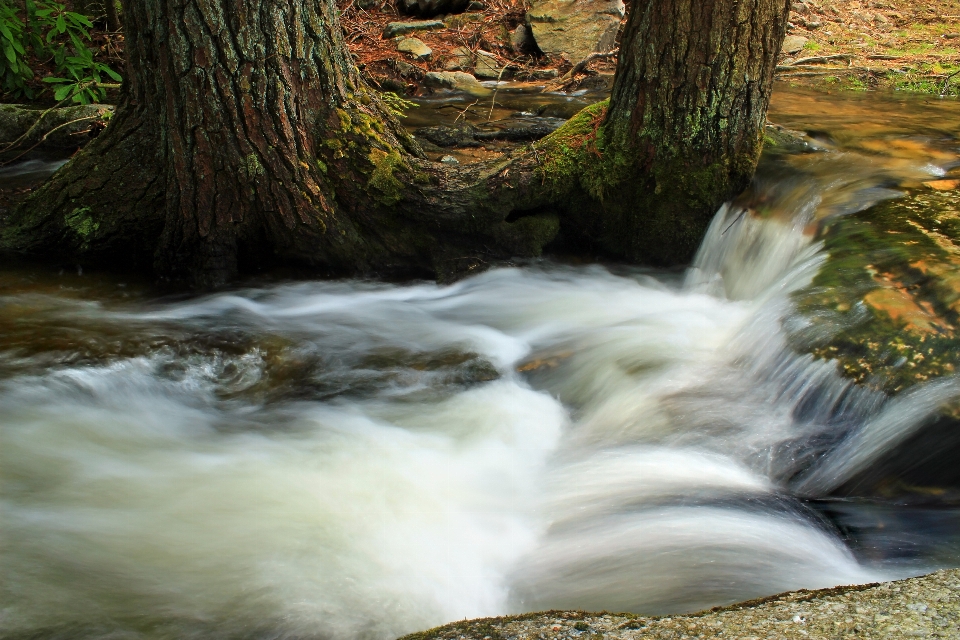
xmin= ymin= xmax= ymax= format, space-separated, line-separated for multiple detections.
xmin=0 ymin=0 xmax=790 ymax=286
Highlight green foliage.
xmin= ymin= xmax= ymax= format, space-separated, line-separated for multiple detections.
xmin=0 ymin=2 xmax=33 ymax=98
xmin=0 ymin=1 xmax=121 ymax=103
xmin=381 ymin=91 xmax=418 ymax=118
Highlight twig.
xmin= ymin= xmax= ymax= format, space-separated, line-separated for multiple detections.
xmin=941 ymin=69 xmax=960 ymax=96
xmin=721 ymin=209 xmax=747 ymax=235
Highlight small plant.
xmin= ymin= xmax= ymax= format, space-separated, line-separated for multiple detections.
xmin=381 ymin=91 xmax=418 ymax=118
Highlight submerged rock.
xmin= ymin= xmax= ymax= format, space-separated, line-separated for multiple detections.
xmin=526 ymin=0 xmax=624 ymax=62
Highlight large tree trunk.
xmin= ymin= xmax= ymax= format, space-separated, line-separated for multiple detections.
xmin=540 ymin=0 xmax=791 ymax=264
xmin=1 ymin=0 xmax=789 ymax=286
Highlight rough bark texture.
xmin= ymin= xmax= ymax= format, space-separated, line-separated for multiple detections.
xmin=532 ymin=0 xmax=790 ymax=264
xmin=596 ymin=0 xmax=791 ymax=263
xmin=1 ymin=0 xmax=790 ymax=285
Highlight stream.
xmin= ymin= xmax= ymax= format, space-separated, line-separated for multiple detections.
xmin=1 ymin=86 xmax=960 ymax=639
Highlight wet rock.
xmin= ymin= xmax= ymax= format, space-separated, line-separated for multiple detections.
xmin=415 ymin=124 xmax=480 ymax=148
xmin=526 ymin=0 xmax=624 ymax=63
xmin=397 ymin=37 xmax=432 ymax=60
xmin=510 ymin=24 xmax=537 ymax=53
xmin=439 ymin=155 xmax=460 ymax=165
xmin=782 ymin=34 xmax=809 ymax=54
xmin=442 ymin=46 xmax=474 ymax=71
xmin=473 ymin=50 xmax=504 ymax=79
xmin=383 ymin=20 xmax=445 ymax=38
xmin=0 ymin=103 xmax=113 ymax=160
xmin=423 ymin=71 xmax=492 ymax=97
xmin=530 ymin=68 xmax=559 ymax=80
xmin=416 ymin=119 xmax=565 ymax=147
xmin=575 ymin=71 xmax=615 ymax=93
xmin=398 ymin=0 xmax=469 ymax=17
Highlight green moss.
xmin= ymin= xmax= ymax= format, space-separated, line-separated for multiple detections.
xmin=791 ymin=189 xmax=960 ymax=395
xmin=64 ymin=206 xmax=98 ymax=238
xmin=368 ymin=148 xmax=405 ymax=206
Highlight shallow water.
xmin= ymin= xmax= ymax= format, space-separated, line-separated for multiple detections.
xmin=2 ymin=88 xmax=960 ymax=639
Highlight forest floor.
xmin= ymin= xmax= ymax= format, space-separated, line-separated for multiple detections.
xmin=333 ymin=0 xmax=960 ymax=96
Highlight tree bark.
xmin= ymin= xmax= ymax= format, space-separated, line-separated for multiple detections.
xmin=2 ymin=0 xmax=790 ymax=286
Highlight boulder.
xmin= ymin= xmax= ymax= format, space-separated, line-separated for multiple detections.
xmin=782 ymin=35 xmax=808 ymax=54
xmin=398 ymin=0 xmax=469 ymax=18
xmin=423 ymin=71 xmax=493 ymax=97
xmin=442 ymin=46 xmax=474 ymax=71
xmin=383 ymin=20 xmax=445 ymax=38
xmin=526 ymin=0 xmax=624 ymax=63
xmin=473 ymin=50 xmax=503 ymax=79
xmin=397 ymin=37 xmax=433 ymax=60
xmin=510 ymin=24 xmax=537 ymax=53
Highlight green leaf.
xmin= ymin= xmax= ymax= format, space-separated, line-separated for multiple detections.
xmin=42 ymin=76 xmax=70 ymax=83
xmin=103 ymin=66 xmax=121 ymax=82
xmin=55 ymin=15 xmax=66 ymax=33
xmin=54 ymin=82 xmax=74 ymax=101
xmin=2 ymin=41 xmax=16 ymax=65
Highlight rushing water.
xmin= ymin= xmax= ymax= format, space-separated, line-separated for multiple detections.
xmin=2 ymin=88 xmax=960 ymax=639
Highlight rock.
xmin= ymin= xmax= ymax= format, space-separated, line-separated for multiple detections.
xmin=389 ymin=58 xmax=423 ymax=78
xmin=530 ymin=68 xmax=559 ymax=80
xmin=510 ymin=24 xmax=536 ymax=53
xmin=397 ymin=37 xmax=432 ymax=60
xmin=442 ymin=46 xmax=474 ymax=71
xmin=439 ymin=155 xmax=460 ymax=165
xmin=0 ymin=103 xmax=114 ymax=160
xmin=782 ymin=34 xmax=809 ymax=53
xmin=575 ymin=71 xmax=615 ymax=93
xmin=398 ymin=0 xmax=469 ymax=18
xmin=423 ymin=71 xmax=493 ymax=97
xmin=526 ymin=0 xmax=624 ymax=63
xmin=467 ymin=1 xmax=485 ymax=9
xmin=383 ymin=20 xmax=445 ymax=38
xmin=473 ymin=50 xmax=503 ymax=79
xmin=415 ymin=124 xmax=480 ymax=147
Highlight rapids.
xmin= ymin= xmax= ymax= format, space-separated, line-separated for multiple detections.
xmin=2 ymin=87 xmax=960 ymax=639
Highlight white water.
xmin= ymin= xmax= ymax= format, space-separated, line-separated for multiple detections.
xmin=2 ymin=203 xmax=958 ymax=638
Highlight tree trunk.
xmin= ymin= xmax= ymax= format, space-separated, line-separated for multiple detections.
xmin=539 ymin=0 xmax=790 ymax=264
xmin=105 ymin=0 xmax=120 ymax=31
xmin=2 ymin=0 xmax=790 ymax=286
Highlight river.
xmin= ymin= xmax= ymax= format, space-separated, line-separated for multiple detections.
xmin=1 ymin=86 xmax=959 ymax=639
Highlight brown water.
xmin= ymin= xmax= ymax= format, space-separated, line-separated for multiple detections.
xmin=1 ymin=87 xmax=960 ymax=640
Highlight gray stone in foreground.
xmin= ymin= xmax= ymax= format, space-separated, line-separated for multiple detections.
xmin=383 ymin=20 xmax=445 ymax=38
xmin=526 ymin=0 xmax=624 ymax=63
xmin=399 ymin=569 xmax=960 ymax=640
